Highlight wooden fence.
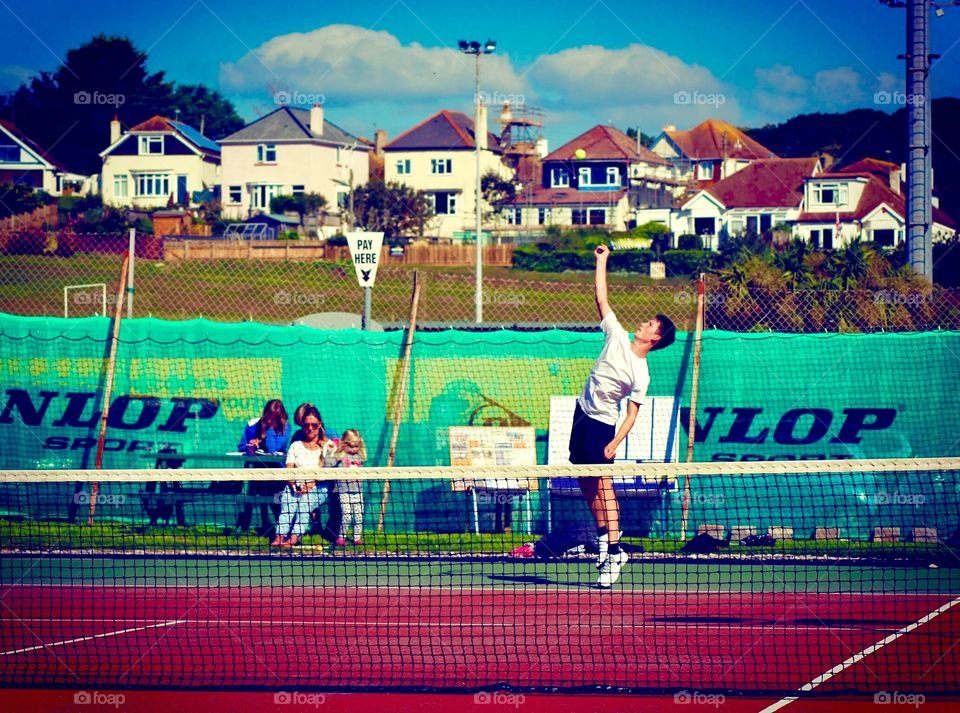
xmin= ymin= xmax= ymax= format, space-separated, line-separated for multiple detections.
xmin=163 ymin=240 xmax=515 ymax=266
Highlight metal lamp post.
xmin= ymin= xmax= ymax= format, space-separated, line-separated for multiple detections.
xmin=459 ymin=38 xmax=496 ymax=323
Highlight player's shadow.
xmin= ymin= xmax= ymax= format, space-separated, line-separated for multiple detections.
xmin=487 ymin=573 xmax=559 ymax=586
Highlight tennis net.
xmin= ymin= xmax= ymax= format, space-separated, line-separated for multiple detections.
xmin=1 ymin=459 xmax=959 ymax=696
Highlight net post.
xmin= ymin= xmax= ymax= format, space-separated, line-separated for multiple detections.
xmin=679 ymin=273 xmax=705 ymax=540
xmin=378 ymin=270 xmax=422 ymax=532
xmin=89 ymin=250 xmax=130 ymax=526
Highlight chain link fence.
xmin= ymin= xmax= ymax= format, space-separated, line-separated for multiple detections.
xmin=1 ymin=230 xmax=959 ymax=332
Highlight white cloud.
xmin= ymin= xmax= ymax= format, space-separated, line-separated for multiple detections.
xmin=752 ymin=64 xmax=810 ymax=118
xmin=755 ymin=64 xmax=809 ymax=95
xmin=219 ymin=24 xmax=526 ymax=106
xmin=0 ymin=65 xmax=35 ymax=91
xmin=813 ymin=66 xmax=864 ymax=106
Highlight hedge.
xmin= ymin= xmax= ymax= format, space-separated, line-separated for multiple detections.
xmin=512 ymin=247 xmax=714 ymax=276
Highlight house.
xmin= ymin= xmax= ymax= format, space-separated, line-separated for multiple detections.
xmin=100 ymin=115 xmax=220 ymax=209
xmin=796 ymin=162 xmax=956 ymax=249
xmin=0 ymin=120 xmax=91 ymax=195
xmin=219 ymin=106 xmax=369 ymax=226
xmin=650 ymin=118 xmax=776 ymax=191
xmin=383 ymin=108 xmax=510 ymax=240
xmin=503 ymin=124 xmax=675 ymax=233
xmin=675 ymin=157 xmax=821 ymax=250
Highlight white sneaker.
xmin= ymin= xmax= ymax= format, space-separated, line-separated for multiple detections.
xmin=597 ymin=550 xmax=629 ymax=588
xmin=596 ymin=531 xmax=624 ymax=569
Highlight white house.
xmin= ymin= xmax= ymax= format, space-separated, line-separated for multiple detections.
xmin=0 ymin=119 xmax=91 ymax=195
xmin=650 ymin=118 xmax=776 ymax=192
xmin=384 ymin=108 xmax=511 ymax=240
xmin=796 ymin=161 xmax=956 ymax=249
xmin=219 ymin=105 xmax=369 ymax=224
xmin=675 ymin=157 xmax=821 ymax=250
xmin=100 ymin=115 xmax=220 ymax=209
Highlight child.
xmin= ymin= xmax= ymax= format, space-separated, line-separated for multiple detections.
xmin=332 ymin=429 xmax=367 ymax=546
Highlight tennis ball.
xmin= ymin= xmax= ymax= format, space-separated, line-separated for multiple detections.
xmin=574 ymin=148 xmax=586 ymax=160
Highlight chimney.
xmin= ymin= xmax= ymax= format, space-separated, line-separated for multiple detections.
xmin=500 ymin=101 xmax=512 ymax=124
xmin=110 ymin=114 xmax=121 ymax=145
xmin=819 ymin=151 xmax=836 ymax=171
xmin=662 ymin=124 xmax=676 ymax=133
xmin=310 ymin=104 xmax=324 ymax=136
xmin=374 ymin=129 xmax=388 ymax=157
xmin=476 ymin=104 xmax=488 ymax=151
xmin=890 ymin=166 xmax=900 ymax=195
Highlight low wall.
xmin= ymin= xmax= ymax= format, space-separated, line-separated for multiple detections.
xmin=0 ymin=204 xmax=57 ymax=232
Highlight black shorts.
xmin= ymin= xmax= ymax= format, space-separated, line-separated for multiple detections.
xmin=568 ymin=402 xmax=616 ymax=465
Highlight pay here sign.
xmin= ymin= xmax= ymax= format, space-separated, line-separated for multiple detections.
xmin=345 ymin=231 xmax=385 ymax=288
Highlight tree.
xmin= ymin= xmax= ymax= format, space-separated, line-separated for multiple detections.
xmin=624 ymin=127 xmax=656 ymax=148
xmin=0 ymin=35 xmax=244 ymax=174
xmin=270 ymin=192 xmax=328 ymax=225
xmin=170 ymin=84 xmax=244 ymax=140
xmin=481 ymin=172 xmax=517 ymax=213
xmin=350 ymin=181 xmax=432 ymax=239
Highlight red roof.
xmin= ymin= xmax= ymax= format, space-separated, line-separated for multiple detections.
xmin=797 ymin=174 xmax=956 ymax=227
xmin=664 ymin=118 xmax=776 ymax=160
xmin=546 ymin=125 xmax=668 ymax=166
xmin=0 ymin=119 xmax=65 ymax=170
xmin=703 ymin=157 xmax=819 ymax=208
xmin=837 ymin=157 xmax=899 ymax=179
xmin=507 ymin=186 xmax=627 ymax=207
xmin=385 ymin=110 xmax=501 ymax=152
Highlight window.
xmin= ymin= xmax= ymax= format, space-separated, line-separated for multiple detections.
xmin=431 ymin=158 xmax=452 ymax=175
xmin=572 ymin=209 xmax=587 ymax=225
xmin=588 ymin=208 xmax=606 ymax=225
xmin=396 ymin=159 xmax=411 ymax=175
xmin=113 ymin=175 xmax=128 ymax=199
xmin=578 ymin=166 xmax=591 ymax=186
xmin=538 ymin=208 xmax=550 ymax=225
xmin=251 ymin=184 xmax=283 ymax=210
xmin=694 ymin=217 xmax=716 ymax=236
xmin=337 ymin=192 xmax=349 ymax=210
xmin=257 ymin=144 xmax=277 ymax=163
xmin=291 ymin=185 xmax=305 ymax=195
xmin=134 ymin=173 xmax=170 ymax=197
xmin=697 ymin=161 xmax=714 ymax=180
xmin=228 ymin=185 xmax=242 ymax=204
xmin=506 ymin=208 xmax=523 ymax=225
xmin=822 ymin=228 xmax=834 ymax=250
xmin=746 ymin=216 xmax=759 ymax=235
xmin=0 ymin=144 xmax=19 ymax=162
xmin=815 ymin=183 xmax=847 ymax=206
xmin=427 ymin=191 xmax=458 ymax=215
xmin=138 ymin=136 xmax=163 ymax=155
xmin=550 ymin=167 xmax=569 ymax=188
xmin=873 ymin=229 xmax=896 ymax=246
xmin=606 ymin=166 xmax=620 ymax=186
xmin=810 ymin=230 xmax=821 ymax=249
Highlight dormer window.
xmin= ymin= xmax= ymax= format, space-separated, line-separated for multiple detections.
xmin=138 ymin=136 xmax=163 ymax=155
xmin=606 ymin=166 xmax=619 ymax=185
xmin=814 ymin=183 xmax=848 ymax=206
xmin=696 ymin=161 xmax=714 ymax=180
xmin=550 ymin=167 xmax=570 ymax=188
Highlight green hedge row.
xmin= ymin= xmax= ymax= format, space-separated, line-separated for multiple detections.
xmin=512 ymin=248 xmax=716 ymax=277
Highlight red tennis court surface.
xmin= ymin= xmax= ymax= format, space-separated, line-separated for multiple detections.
xmin=2 ymin=584 xmax=958 ymax=701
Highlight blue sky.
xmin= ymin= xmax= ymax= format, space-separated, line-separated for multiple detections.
xmin=2 ymin=0 xmax=959 ymax=145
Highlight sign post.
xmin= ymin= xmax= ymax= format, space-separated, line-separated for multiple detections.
xmin=345 ymin=231 xmax=384 ymax=330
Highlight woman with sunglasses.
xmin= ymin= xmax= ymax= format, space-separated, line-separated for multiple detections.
xmin=274 ymin=406 xmax=334 ymax=547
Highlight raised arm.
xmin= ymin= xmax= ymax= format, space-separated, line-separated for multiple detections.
xmin=594 ymin=245 xmax=612 ymax=321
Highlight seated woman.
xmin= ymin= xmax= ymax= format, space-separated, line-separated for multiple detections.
xmin=236 ymin=399 xmax=290 ymax=536
xmin=274 ymin=406 xmax=334 ymax=547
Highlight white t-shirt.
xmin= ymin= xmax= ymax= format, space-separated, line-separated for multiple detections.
xmin=285 ymin=440 xmax=335 ymax=487
xmin=577 ymin=311 xmax=650 ymax=425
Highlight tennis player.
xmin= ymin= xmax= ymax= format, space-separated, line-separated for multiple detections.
xmin=570 ymin=244 xmax=676 ymax=588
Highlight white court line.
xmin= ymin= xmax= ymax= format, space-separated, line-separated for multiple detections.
xmin=758 ymin=595 xmax=960 ymax=713
xmin=6 ymin=617 xmax=904 ymax=633
xmin=0 ymin=619 xmax=185 ymax=657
